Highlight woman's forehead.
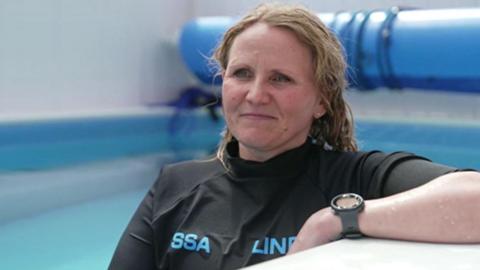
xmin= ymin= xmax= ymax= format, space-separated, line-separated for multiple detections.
xmin=233 ymin=23 xmax=303 ymax=50
xmin=228 ymin=23 xmax=313 ymax=72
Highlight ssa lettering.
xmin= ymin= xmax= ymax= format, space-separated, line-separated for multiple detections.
xmin=170 ymin=232 xmax=211 ymax=253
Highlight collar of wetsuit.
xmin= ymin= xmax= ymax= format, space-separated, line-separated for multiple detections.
xmin=224 ymin=140 xmax=312 ymax=180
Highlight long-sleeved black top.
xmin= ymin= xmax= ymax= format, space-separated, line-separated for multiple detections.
xmin=109 ymin=140 xmax=458 ymax=269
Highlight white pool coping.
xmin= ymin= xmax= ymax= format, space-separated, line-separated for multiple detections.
xmin=244 ymin=238 xmax=480 ymax=270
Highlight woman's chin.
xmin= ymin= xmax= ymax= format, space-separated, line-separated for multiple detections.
xmin=236 ymin=135 xmax=277 ymax=152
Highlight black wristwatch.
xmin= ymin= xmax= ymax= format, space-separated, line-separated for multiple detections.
xmin=331 ymin=193 xmax=365 ymax=239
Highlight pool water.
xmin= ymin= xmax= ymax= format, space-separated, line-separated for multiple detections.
xmin=0 ymin=189 xmax=147 ymax=270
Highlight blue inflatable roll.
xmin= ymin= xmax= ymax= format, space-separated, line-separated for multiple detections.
xmin=178 ymin=8 xmax=480 ymax=93
xmin=179 ymin=17 xmax=235 ymax=85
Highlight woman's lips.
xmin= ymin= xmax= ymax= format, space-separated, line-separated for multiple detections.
xmin=240 ymin=113 xmax=277 ymax=120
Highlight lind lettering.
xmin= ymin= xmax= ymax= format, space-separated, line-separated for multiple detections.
xmin=170 ymin=232 xmax=211 ymax=253
xmin=251 ymin=236 xmax=296 ymax=255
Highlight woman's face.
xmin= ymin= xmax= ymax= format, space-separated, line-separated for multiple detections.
xmin=222 ymin=22 xmax=325 ymax=161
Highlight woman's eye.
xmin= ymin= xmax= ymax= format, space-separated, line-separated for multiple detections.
xmin=232 ymin=68 xmax=252 ymax=79
xmin=271 ymin=73 xmax=292 ymax=83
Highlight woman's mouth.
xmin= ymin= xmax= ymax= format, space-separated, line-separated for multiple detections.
xmin=240 ymin=113 xmax=277 ymax=120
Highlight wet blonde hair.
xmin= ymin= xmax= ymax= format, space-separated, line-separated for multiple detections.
xmin=213 ymin=3 xmax=357 ymax=160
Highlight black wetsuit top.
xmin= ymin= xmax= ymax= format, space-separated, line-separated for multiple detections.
xmin=109 ymin=141 xmax=459 ymax=270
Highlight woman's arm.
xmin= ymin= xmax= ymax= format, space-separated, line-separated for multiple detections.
xmin=108 ymin=188 xmax=157 ymax=270
xmin=289 ymin=171 xmax=480 ymax=254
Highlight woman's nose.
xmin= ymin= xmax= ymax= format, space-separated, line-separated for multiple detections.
xmin=245 ymin=79 xmax=270 ymax=105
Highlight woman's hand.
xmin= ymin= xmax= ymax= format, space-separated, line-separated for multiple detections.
xmin=287 ymin=207 xmax=342 ymax=254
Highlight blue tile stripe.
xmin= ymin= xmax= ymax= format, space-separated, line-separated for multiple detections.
xmin=1 ymin=111 xmax=479 ymax=171
xmin=0 ymin=111 xmax=224 ymax=171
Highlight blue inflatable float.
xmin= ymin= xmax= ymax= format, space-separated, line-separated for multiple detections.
xmin=179 ymin=8 xmax=480 ymax=93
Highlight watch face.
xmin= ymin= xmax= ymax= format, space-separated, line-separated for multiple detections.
xmin=335 ymin=196 xmax=361 ymax=209
xmin=332 ymin=193 xmax=364 ymax=211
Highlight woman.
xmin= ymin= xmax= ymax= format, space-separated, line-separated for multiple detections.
xmin=109 ymin=4 xmax=480 ymax=269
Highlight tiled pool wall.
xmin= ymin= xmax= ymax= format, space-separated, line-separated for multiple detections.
xmin=1 ymin=108 xmax=479 ymax=224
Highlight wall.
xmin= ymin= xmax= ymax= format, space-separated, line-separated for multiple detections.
xmin=1 ymin=0 xmax=479 ymax=119
xmin=0 ymin=0 xmax=193 ymax=118
xmin=193 ymin=0 xmax=480 ymax=16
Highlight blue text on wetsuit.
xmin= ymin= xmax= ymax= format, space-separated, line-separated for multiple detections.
xmin=251 ymin=236 xmax=296 ymax=255
xmin=170 ymin=232 xmax=211 ymax=253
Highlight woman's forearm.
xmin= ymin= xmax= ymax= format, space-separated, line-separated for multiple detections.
xmin=359 ymin=171 xmax=480 ymax=243
xmin=289 ymin=171 xmax=480 ymax=254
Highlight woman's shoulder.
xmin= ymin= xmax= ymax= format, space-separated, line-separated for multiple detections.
xmin=309 ymin=144 xmax=430 ymax=179
xmin=161 ymin=156 xmax=225 ymax=181
xmin=311 ymin=144 xmax=423 ymax=165
xmin=308 ymin=145 xmax=433 ymax=198
xmin=150 ymin=157 xmax=225 ymax=200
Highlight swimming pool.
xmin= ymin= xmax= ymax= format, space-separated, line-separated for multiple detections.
xmin=0 ymin=109 xmax=479 ymax=269
xmin=0 ymin=187 xmax=147 ymax=269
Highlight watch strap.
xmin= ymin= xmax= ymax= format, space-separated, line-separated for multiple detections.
xmin=331 ymin=193 xmax=364 ymax=239
xmin=337 ymin=210 xmax=363 ymax=239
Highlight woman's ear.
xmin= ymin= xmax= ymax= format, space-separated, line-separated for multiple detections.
xmin=313 ymin=101 xmax=326 ymax=119
xmin=314 ymin=111 xmax=325 ymax=119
